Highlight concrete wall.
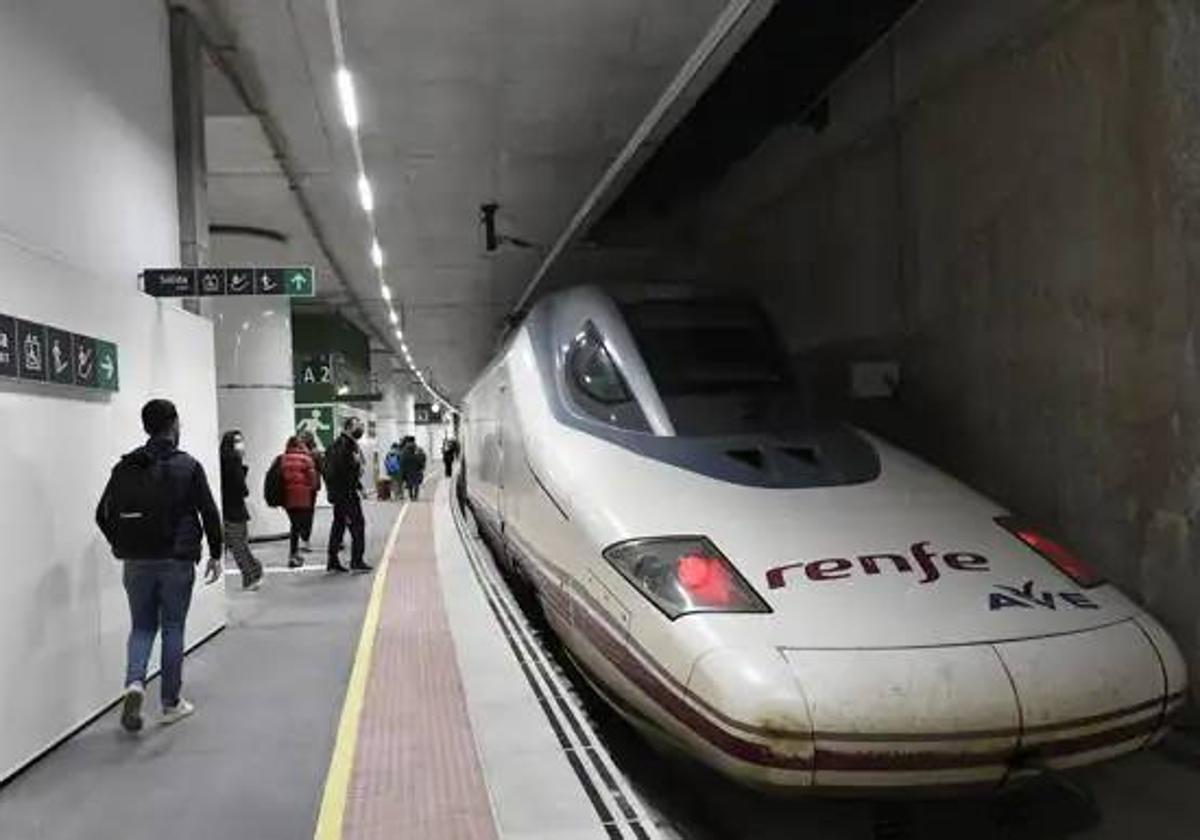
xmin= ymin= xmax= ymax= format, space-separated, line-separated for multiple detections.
xmin=0 ymin=0 xmax=225 ymax=780
xmin=691 ymin=0 xmax=1200 ymax=703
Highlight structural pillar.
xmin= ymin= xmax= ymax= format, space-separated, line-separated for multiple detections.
xmin=211 ymin=289 xmax=295 ymax=538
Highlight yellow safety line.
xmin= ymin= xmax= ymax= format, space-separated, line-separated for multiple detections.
xmin=313 ymin=502 xmax=410 ymax=840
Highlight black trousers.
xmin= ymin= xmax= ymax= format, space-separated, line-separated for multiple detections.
xmin=329 ymin=496 xmax=365 ymax=567
xmin=286 ymin=508 xmax=314 ymax=556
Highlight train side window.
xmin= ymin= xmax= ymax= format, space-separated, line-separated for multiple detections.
xmin=565 ymin=325 xmax=650 ymax=432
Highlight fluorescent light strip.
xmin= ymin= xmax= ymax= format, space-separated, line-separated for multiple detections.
xmin=371 ymin=239 xmax=383 ymax=268
xmin=336 ymin=67 xmax=359 ymax=130
xmin=381 ymin=283 xmax=391 ymax=301
xmin=357 ymin=174 xmax=374 ymax=212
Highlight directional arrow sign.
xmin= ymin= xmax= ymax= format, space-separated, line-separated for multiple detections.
xmin=286 ymin=267 xmax=315 ymax=297
xmin=141 ymin=266 xmax=315 ymax=298
xmin=96 ymin=340 xmax=119 ymax=391
xmin=0 ymin=311 xmax=116 ymax=394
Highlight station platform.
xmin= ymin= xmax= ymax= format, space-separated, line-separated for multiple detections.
xmin=2 ymin=480 xmax=1199 ymax=840
xmin=0 ymin=479 xmax=652 ymax=840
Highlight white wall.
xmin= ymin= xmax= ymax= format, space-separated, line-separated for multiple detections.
xmin=375 ymin=378 xmax=416 ymax=448
xmin=0 ymin=0 xmax=225 ymax=781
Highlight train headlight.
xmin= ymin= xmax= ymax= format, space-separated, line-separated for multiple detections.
xmin=996 ymin=517 xmax=1105 ymax=588
xmin=602 ymin=536 xmax=772 ymax=620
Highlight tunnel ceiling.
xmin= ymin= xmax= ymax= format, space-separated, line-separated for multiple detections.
xmin=592 ymin=0 xmax=920 ymax=240
xmin=189 ymin=0 xmax=728 ymax=399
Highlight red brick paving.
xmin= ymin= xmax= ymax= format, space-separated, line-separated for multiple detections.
xmin=343 ymin=502 xmax=498 ymax=840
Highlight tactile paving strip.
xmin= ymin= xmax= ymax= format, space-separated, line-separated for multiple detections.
xmin=343 ymin=503 xmax=499 ymax=840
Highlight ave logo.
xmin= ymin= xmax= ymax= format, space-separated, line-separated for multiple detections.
xmin=989 ymin=580 xmax=1099 ymax=611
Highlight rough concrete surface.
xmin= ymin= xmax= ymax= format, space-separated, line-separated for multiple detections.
xmin=673 ymin=0 xmax=1200 ymax=709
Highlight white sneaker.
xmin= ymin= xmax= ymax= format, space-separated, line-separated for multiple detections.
xmin=161 ymin=698 xmax=195 ymax=725
xmin=120 ymin=684 xmax=144 ymax=733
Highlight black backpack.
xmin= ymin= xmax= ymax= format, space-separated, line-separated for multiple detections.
xmin=97 ymin=451 xmax=174 ymax=559
xmin=264 ymin=455 xmax=284 ymax=507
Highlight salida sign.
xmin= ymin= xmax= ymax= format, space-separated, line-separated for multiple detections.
xmin=141 ymin=266 xmax=315 ymax=298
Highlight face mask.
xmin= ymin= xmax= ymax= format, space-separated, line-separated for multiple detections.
xmin=351 ymin=427 xmax=364 ymax=440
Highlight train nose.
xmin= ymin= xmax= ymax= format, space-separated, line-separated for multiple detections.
xmin=782 ymin=644 xmax=1020 ymax=788
xmin=778 ymin=619 xmax=1182 ymax=789
xmin=685 ymin=647 xmax=816 ymax=786
xmin=682 ymin=620 xmax=1184 ymax=791
xmin=992 ymin=619 xmax=1185 ymax=776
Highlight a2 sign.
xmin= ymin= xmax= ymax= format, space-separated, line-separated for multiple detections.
xmin=0 ymin=313 xmax=119 ymax=391
xmin=142 ymin=266 xmax=315 ymax=298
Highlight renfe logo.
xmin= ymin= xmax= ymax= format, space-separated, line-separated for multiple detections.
xmin=765 ymin=541 xmax=989 ymax=590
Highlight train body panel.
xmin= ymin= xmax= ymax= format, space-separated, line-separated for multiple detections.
xmin=460 ymin=286 xmax=1188 ymax=791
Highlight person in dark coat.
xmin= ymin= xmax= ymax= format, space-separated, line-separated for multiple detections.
xmin=324 ymin=416 xmax=371 ymax=572
xmin=280 ymin=436 xmax=318 ymax=567
xmin=399 ymin=437 xmax=426 ymax=501
xmin=95 ymin=399 xmax=222 ymax=732
xmin=441 ymin=436 xmax=459 ymax=478
xmin=219 ymin=430 xmax=263 ymax=589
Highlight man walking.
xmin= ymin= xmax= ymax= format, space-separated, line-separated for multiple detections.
xmin=95 ymin=399 xmax=223 ymax=733
xmin=324 ymin=416 xmax=372 ymax=573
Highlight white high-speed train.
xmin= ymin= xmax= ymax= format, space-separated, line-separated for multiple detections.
xmin=459 ymin=285 xmax=1188 ymax=791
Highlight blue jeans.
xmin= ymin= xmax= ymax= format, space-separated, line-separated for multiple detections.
xmin=123 ymin=560 xmax=195 ymax=707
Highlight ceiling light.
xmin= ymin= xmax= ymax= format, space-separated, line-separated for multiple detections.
xmin=381 ymin=283 xmax=391 ymax=301
xmin=394 ymin=328 xmax=403 ymax=340
xmin=336 ymin=67 xmax=359 ymax=129
xmin=357 ymin=174 xmax=374 ymax=213
xmin=371 ymin=239 xmax=383 ymax=268
xmin=401 ymin=342 xmax=409 ymax=354
xmin=388 ymin=309 xmax=398 ymax=325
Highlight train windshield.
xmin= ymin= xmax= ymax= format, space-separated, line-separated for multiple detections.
xmin=621 ymin=299 xmax=813 ymax=436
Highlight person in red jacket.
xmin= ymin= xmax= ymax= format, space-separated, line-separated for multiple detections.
xmin=280 ymin=436 xmax=318 ymax=567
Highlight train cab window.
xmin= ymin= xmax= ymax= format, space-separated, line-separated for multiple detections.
xmin=565 ymin=325 xmax=650 ymax=432
xmin=621 ymin=298 xmax=811 ymax=436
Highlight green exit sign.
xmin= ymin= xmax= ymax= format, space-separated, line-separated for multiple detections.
xmin=286 ymin=267 xmax=315 ymax=297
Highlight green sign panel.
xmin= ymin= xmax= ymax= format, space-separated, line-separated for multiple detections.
xmin=0 ymin=311 xmax=118 ymax=393
xmin=286 ymin=267 xmax=315 ymax=297
xmin=96 ymin=340 xmax=119 ymax=391
xmin=295 ymin=404 xmax=335 ymax=450
xmin=142 ymin=266 xmax=316 ymax=298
